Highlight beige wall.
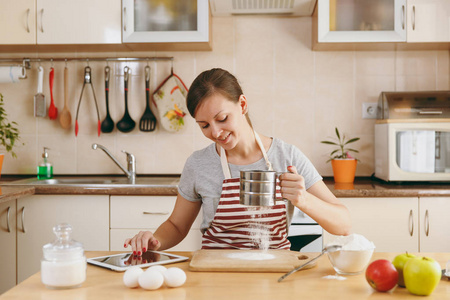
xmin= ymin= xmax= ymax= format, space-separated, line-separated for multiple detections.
xmin=0 ymin=16 xmax=449 ymax=177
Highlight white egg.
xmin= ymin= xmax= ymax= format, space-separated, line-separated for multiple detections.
xmin=123 ymin=266 xmax=144 ymax=288
xmin=146 ymin=265 xmax=167 ymax=276
xmin=138 ymin=270 xmax=164 ymax=290
xmin=163 ymin=267 xmax=186 ymax=288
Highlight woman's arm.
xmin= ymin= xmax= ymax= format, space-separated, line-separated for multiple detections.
xmin=124 ymin=194 xmax=202 ymax=255
xmin=280 ymin=166 xmax=351 ymax=236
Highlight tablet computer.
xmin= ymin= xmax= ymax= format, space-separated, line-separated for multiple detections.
xmin=87 ymin=251 xmax=189 ymax=272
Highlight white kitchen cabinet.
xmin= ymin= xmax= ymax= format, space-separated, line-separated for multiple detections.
xmin=110 ymin=196 xmax=202 ymax=251
xmin=419 ymin=197 xmax=450 ymax=252
xmin=406 ymin=0 xmax=450 ymax=42
xmin=0 ymin=0 xmax=36 ymax=44
xmin=325 ymin=197 xmax=450 ymax=253
xmin=316 ymin=0 xmax=450 ymax=45
xmin=122 ymin=0 xmax=210 ymax=45
xmin=0 ymin=200 xmax=17 ymax=294
xmin=323 ymin=197 xmax=419 ymax=252
xmin=36 ymin=0 xmax=121 ymax=44
xmin=16 ymin=195 xmax=109 ymax=283
xmin=317 ymin=0 xmax=407 ymax=43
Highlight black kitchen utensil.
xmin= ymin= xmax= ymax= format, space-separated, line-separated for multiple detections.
xmin=101 ymin=66 xmax=114 ymax=133
xmin=139 ymin=66 xmax=157 ymax=132
xmin=117 ymin=66 xmax=135 ymax=133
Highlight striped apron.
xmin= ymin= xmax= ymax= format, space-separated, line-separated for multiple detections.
xmin=201 ymin=132 xmax=291 ymax=250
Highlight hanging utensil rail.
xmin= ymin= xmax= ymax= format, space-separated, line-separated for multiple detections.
xmin=0 ymin=57 xmax=174 ymax=69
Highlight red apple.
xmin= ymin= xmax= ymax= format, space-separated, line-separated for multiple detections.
xmin=365 ymin=259 xmax=398 ymax=292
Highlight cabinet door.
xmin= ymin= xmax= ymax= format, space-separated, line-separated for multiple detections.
xmin=0 ymin=0 xmax=36 ymax=44
xmin=407 ymin=0 xmax=450 ymax=42
xmin=317 ymin=0 xmax=407 ymax=43
xmin=0 ymin=200 xmax=17 ymax=294
xmin=122 ymin=0 xmax=209 ymax=43
xmin=325 ymin=197 xmax=419 ymax=252
xmin=16 ymin=195 xmax=109 ymax=283
xmin=110 ymin=229 xmax=202 ymax=251
xmin=36 ymin=0 xmax=121 ymax=44
xmin=110 ymin=196 xmax=203 ymax=251
xmin=419 ymin=197 xmax=450 ymax=252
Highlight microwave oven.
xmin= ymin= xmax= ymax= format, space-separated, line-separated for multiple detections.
xmin=374 ymin=91 xmax=450 ymax=182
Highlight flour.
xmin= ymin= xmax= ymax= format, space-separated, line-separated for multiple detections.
xmin=322 ymin=274 xmax=347 ymax=281
xmin=248 ymin=206 xmax=271 ymax=250
xmin=326 ymin=233 xmax=375 ymax=251
xmin=227 ymin=252 xmax=275 ymax=261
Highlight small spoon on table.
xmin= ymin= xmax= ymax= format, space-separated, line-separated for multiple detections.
xmin=278 ymin=244 xmax=342 ymax=282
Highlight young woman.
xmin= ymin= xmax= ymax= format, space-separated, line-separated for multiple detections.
xmin=124 ymin=68 xmax=351 ymax=255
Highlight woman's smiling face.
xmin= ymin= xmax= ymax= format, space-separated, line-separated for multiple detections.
xmin=195 ymin=93 xmax=248 ymax=150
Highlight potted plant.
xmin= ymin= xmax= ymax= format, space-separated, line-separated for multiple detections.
xmin=321 ymin=127 xmax=360 ymax=183
xmin=0 ymin=93 xmax=21 ymax=176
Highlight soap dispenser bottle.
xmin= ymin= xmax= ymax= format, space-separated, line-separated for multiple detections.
xmin=37 ymin=147 xmax=53 ymax=180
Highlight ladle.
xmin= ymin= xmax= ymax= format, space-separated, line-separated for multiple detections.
xmin=59 ymin=67 xmax=72 ymax=129
xmin=101 ymin=66 xmax=114 ymax=133
xmin=117 ymin=66 xmax=135 ymax=133
xmin=278 ymin=244 xmax=342 ymax=282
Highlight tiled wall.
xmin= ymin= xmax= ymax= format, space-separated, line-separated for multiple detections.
xmin=0 ymin=16 xmax=449 ymax=177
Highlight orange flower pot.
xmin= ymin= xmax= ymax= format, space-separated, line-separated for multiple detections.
xmin=331 ymin=159 xmax=357 ymax=183
xmin=0 ymin=154 xmax=4 ymax=178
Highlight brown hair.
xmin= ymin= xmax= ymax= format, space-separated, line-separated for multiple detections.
xmin=186 ymin=68 xmax=251 ymax=124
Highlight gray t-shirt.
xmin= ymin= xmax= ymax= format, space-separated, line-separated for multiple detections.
xmin=178 ymin=138 xmax=323 ymax=233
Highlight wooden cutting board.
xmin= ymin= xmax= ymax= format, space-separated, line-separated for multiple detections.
xmin=189 ymin=250 xmax=317 ymax=272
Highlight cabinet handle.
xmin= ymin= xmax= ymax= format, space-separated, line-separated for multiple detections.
xmin=401 ymin=5 xmax=405 ymax=30
xmin=6 ymin=206 xmax=11 ymax=233
xmin=412 ymin=6 xmax=416 ymax=31
xmin=26 ymin=8 xmax=30 ymax=33
xmin=425 ymin=209 xmax=429 ymax=237
xmin=123 ymin=7 xmax=127 ymax=32
xmin=21 ymin=206 xmax=26 ymax=233
xmin=408 ymin=209 xmax=414 ymax=236
xmin=143 ymin=211 xmax=169 ymax=215
xmin=40 ymin=8 xmax=44 ymax=33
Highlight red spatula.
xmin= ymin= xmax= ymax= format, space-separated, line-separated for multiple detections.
xmin=48 ymin=67 xmax=58 ymax=120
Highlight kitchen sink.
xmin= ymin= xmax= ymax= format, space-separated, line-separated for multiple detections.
xmin=5 ymin=176 xmax=180 ymax=188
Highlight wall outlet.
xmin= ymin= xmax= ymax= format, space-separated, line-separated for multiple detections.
xmin=362 ymin=102 xmax=378 ymax=119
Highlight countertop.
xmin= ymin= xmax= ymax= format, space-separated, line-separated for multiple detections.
xmin=0 ymin=186 xmax=35 ymax=204
xmin=0 ymin=251 xmax=449 ymax=299
xmin=2 ymin=175 xmax=450 ymax=197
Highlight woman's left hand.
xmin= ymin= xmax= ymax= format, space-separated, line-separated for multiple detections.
xmin=279 ymin=166 xmax=308 ymax=208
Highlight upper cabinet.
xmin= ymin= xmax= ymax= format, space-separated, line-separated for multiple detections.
xmin=406 ymin=0 xmax=450 ymax=42
xmin=36 ymin=0 xmax=121 ymax=44
xmin=314 ymin=0 xmax=450 ymax=49
xmin=122 ymin=0 xmax=211 ymax=50
xmin=317 ymin=0 xmax=406 ymax=43
xmin=0 ymin=0 xmax=36 ymax=44
xmin=0 ymin=0 xmax=210 ymax=52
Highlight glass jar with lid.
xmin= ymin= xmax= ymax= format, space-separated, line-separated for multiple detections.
xmin=41 ymin=223 xmax=86 ymax=289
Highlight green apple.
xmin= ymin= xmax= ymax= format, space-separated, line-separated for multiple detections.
xmin=392 ymin=252 xmax=416 ymax=287
xmin=404 ymin=256 xmax=442 ymax=296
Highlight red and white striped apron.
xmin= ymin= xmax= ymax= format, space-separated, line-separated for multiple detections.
xmin=201 ymin=132 xmax=291 ymax=250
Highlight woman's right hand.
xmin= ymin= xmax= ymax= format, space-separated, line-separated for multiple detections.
xmin=123 ymin=231 xmax=161 ymax=256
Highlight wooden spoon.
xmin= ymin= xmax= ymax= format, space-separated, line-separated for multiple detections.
xmin=59 ymin=66 xmax=72 ymax=129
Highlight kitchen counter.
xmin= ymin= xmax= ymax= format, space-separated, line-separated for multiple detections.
xmin=2 ymin=176 xmax=450 ymax=197
xmin=0 ymin=186 xmax=35 ymax=204
xmin=325 ymin=178 xmax=450 ymax=197
xmin=0 ymin=251 xmax=449 ymax=299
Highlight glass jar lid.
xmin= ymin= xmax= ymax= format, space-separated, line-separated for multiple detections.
xmin=42 ymin=223 xmax=84 ymax=261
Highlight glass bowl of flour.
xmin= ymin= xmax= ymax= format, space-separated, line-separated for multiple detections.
xmin=326 ymin=233 xmax=375 ymax=275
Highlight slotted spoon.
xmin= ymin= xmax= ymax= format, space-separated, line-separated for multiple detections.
xmin=139 ymin=66 xmax=156 ymax=132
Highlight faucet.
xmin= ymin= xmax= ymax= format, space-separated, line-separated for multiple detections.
xmin=92 ymin=143 xmax=136 ymax=182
